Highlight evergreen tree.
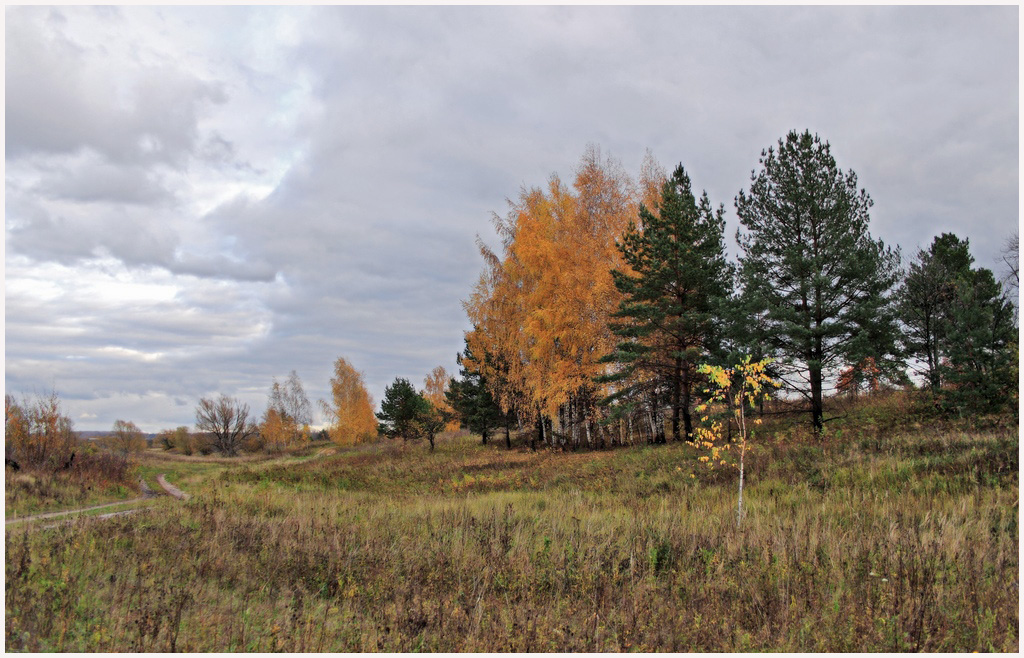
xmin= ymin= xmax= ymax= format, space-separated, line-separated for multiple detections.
xmin=376 ymin=378 xmax=424 ymax=441
xmin=898 ymin=233 xmax=973 ymax=392
xmin=600 ymin=164 xmax=732 ymax=441
xmin=445 ymin=339 xmax=512 ymax=448
xmin=941 ymin=267 xmax=1017 ymax=414
xmin=736 ymin=130 xmax=902 ymax=434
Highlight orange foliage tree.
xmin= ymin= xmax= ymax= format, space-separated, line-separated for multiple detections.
xmin=423 ymin=366 xmax=460 ymax=432
xmin=321 ymin=357 xmax=378 ymax=446
xmin=836 ymin=357 xmax=883 ymax=398
xmin=259 ymin=408 xmax=291 ymax=452
xmin=464 ymin=146 xmax=664 ymax=448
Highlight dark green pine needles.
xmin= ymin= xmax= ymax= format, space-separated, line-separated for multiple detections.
xmin=599 ymin=163 xmax=732 ymax=442
xmin=735 ymin=130 xmax=902 ymax=434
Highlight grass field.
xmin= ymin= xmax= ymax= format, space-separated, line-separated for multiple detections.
xmin=5 ymin=465 xmax=139 ymax=519
xmin=4 ymin=393 xmax=1018 ymax=651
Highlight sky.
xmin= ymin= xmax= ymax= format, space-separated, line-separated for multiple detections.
xmin=4 ymin=5 xmax=1019 ymax=433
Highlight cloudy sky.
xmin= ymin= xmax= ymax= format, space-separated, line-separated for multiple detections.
xmin=5 ymin=5 xmax=1018 ymax=432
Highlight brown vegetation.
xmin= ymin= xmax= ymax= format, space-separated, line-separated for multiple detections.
xmin=5 ymin=393 xmax=136 ymax=516
xmin=4 ymin=393 xmax=1017 ymax=652
xmin=195 ymin=395 xmax=258 ymax=457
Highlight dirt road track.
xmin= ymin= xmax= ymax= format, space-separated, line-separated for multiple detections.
xmin=6 ymin=497 xmax=150 ymax=526
xmin=6 ymin=474 xmax=188 ymax=528
xmin=156 ymin=474 xmax=189 ymax=500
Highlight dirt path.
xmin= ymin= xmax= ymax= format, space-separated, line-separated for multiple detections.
xmin=6 ymin=475 xmax=187 ymax=527
xmin=139 ymin=477 xmax=159 ymax=498
xmin=156 ymin=474 xmax=190 ymax=500
xmin=6 ymin=497 xmax=150 ymax=525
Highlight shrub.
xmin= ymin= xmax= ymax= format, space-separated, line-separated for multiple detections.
xmin=5 ymin=392 xmax=77 ymax=471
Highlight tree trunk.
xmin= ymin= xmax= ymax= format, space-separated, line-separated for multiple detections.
xmin=681 ymin=365 xmax=692 ymax=440
xmin=569 ymin=399 xmax=578 ymax=450
xmin=505 ymin=418 xmax=511 ymax=450
xmin=926 ymin=312 xmax=941 ymax=393
xmin=671 ymin=355 xmax=682 ymax=441
xmin=810 ymin=363 xmax=824 ymax=436
xmin=736 ymin=402 xmax=747 ymax=527
xmin=653 ymin=403 xmax=666 ymax=444
xmin=646 ymin=404 xmax=657 ymax=445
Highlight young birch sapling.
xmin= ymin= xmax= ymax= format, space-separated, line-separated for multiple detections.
xmin=689 ymin=356 xmax=777 ymax=527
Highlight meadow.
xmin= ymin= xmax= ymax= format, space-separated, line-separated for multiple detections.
xmin=4 ymin=393 xmax=1018 ymax=652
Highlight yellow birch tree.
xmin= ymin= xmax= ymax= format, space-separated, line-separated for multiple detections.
xmin=321 ymin=357 xmax=378 ymax=446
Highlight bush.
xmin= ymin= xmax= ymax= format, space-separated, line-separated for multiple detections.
xmin=5 ymin=392 xmax=77 ymax=471
xmin=4 ymin=391 xmax=134 ymax=498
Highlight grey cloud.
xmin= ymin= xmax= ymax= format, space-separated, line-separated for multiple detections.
xmin=6 ymin=201 xmax=178 ymax=268
xmin=6 ymin=188 xmax=279 ymax=283
xmin=167 ymin=252 xmax=279 ymax=283
xmin=34 ymin=157 xmax=175 ymax=205
xmin=6 ymin=8 xmax=226 ymax=166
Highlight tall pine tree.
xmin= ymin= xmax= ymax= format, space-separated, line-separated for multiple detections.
xmin=942 ymin=266 xmax=1017 ymax=414
xmin=736 ymin=130 xmax=902 ymax=434
xmin=898 ymin=233 xmax=973 ymax=393
xmin=600 ymin=164 xmax=732 ymax=442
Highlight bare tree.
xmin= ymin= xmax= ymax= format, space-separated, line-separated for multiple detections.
xmin=265 ymin=371 xmax=313 ymax=446
xmin=195 ymin=395 xmax=257 ymax=456
xmin=1000 ymin=231 xmax=1018 ymax=293
xmin=267 ymin=371 xmax=312 ymax=426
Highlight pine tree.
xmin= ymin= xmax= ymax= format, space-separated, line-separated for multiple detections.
xmin=941 ymin=267 xmax=1017 ymax=414
xmin=445 ymin=339 xmax=512 ymax=448
xmin=376 ymin=378 xmax=424 ymax=441
xmin=736 ymin=130 xmax=902 ymax=434
xmin=601 ymin=163 xmax=732 ymax=442
xmin=898 ymin=233 xmax=973 ymax=392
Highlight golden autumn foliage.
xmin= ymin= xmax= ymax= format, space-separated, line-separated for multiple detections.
xmin=259 ymin=408 xmax=292 ymax=452
xmin=423 ymin=366 xmax=459 ymax=432
xmin=255 ymin=372 xmax=312 ymax=452
xmin=691 ymin=357 xmax=778 ymax=526
xmin=464 ymin=146 xmax=667 ymax=448
xmin=321 ymin=357 xmax=378 ymax=446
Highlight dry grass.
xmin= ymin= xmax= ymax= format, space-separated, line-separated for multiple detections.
xmin=5 ymin=445 xmax=137 ymax=517
xmin=5 ymin=393 xmax=1018 ymax=652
